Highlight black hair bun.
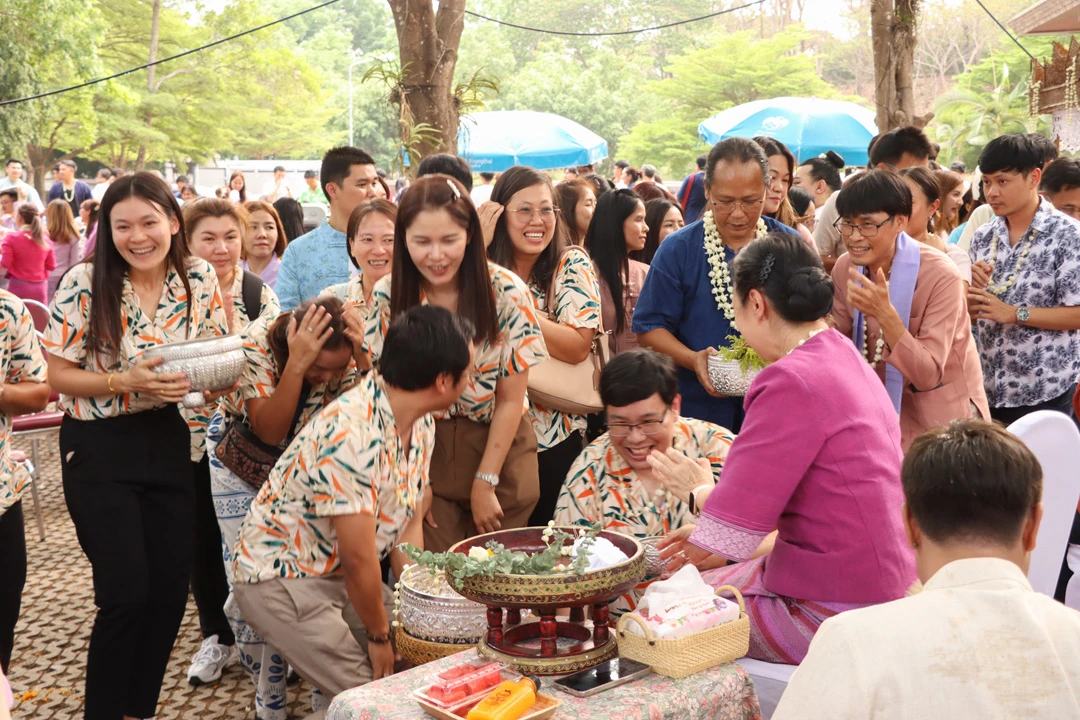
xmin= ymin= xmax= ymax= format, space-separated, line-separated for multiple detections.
xmin=825 ymin=150 xmax=845 ymax=169
xmin=783 ymin=266 xmax=834 ymax=322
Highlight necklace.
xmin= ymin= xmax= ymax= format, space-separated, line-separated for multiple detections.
xmin=985 ymin=228 xmax=1036 ymax=296
xmin=63 ymin=185 xmax=74 ymax=202
xmin=861 ymin=315 xmax=885 ymax=369
xmin=785 ymin=327 xmax=828 ymax=355
xmin=703 ymin=211 xmax=768 ymax=321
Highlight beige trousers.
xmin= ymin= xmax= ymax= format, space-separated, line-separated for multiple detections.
xmin=234 ymin=576 xmax=394 ymax=701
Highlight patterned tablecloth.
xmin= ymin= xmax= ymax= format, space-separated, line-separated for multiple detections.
xmin=327 ymin=649 xmax=763 ymax=720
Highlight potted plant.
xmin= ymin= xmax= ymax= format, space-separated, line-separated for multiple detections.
xmin=707 ymin=335 xmax=766 ymax=396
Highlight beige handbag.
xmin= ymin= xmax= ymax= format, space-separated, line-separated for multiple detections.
xmin=527 ymin=249 xmax=610 ymax=416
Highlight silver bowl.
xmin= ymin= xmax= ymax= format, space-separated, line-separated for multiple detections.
xmin=398 ymin=564 xmax=487 ymax=645
xmin=142 ymin=334 xmax=244 ymax=407
xmin=640 ymin=536 xmax=665 ymax=579
xmin=707 ymin=355 xmax=759 ymax=397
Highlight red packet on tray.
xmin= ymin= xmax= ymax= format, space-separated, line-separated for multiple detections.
xmin=413 ymin=659 xmax=516 ymax=712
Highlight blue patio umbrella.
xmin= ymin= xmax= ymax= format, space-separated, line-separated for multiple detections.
xmin=458 ymin=111 xmax=608 ymax=172
xmin=698 ymin=97 xmax=878 ymax=167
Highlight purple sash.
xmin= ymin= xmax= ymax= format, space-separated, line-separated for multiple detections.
xmin=852 ymin=231 xmax=921 ymax=414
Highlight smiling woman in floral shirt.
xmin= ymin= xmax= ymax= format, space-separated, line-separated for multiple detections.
xmin=486 ymin=166 xmax=603 ymax=527
xmin=0 ymin=291 xmax=50 ymax=676
xmin=365 ymin=175 xmax=548 ymax=553
xmin=43 ymin=173 xmax=229 ymax=720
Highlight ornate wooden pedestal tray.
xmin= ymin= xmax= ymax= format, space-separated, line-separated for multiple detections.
xmin=447 ymin=528 xmax=645 ymax=676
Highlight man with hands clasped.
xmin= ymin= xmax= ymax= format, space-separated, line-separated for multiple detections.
xmin=828 ymin=169 xmax=987 ymax=450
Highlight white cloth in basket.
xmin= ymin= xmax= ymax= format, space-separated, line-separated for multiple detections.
xmin=628 ymin=565 xmax=740 ymax=640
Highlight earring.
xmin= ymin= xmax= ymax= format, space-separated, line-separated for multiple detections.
xmin=911 ymin=541 xmax=920 ymax=549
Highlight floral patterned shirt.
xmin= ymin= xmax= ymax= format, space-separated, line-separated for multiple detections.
xmin=233 ymin=372 xmax=434 ymax=583
xmin=365 ymin=262 xmax=548 ymax=424
xmin=43 ymin=259 xmax=229 ymax=420
xmin=185 ymin=265 xmax=282 ymax=461
xmin=969 ymin=199 xmax=1080 ymax=407
xmin=324 ymin=274 xmax=370 ymax=313
xmin=0 ymin=292 xmax=48 ymax=515
xmin=526 ymin=247 xmax=602 ymax=450
xmin=218 ymin=303 xmax=356 ymax=442
xmin=554 ymin=417 xmax=734 ymax=615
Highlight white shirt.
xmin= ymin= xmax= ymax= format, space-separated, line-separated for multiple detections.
xmin=774 ymin=557 xmax=1080 ymax=720
xmin=957 ymin=203 xmax=995 ymax=252
xmin=91 ymin=181 xmax=110 ymax=201
xmin=261 ymin=179 xmax=293 ymax=202
xmin=470 ymin=183 xmax=493 ymax=206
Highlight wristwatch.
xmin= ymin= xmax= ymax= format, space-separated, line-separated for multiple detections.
xmin=1016 ymin=306 xmax=1031 ymax=325
xmin=475 ymin=472 xmax=500 ymax=488
xmin=687 ymin=484 xmax=713 ymax=517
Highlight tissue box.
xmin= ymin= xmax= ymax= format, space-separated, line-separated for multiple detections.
xmin=616 ymin=585 xmax=751 ymax=679
xmin=630 ymin=595 xmax=741 ymax=641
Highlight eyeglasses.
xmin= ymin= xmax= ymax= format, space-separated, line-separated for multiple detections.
xmin=512 ymin=207 xmax=558 ymax=222
xmin=798 ymin=215 xmax=816 ymax=231
xmin=607 ymin=407 xmax=671 ymax=438
xmin=834 ymin=216 xmax=894 ymax=238
xmin=709 ymin=198 xmax=764 ymax=214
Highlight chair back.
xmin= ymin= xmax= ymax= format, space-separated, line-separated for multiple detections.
xmin=1007 ymin=410 xmax=1080 ymax=597
xmin=21 ymin=298 xmax=51 ymax=334
xmin=300 ymin=203 xmax=326 ymax=231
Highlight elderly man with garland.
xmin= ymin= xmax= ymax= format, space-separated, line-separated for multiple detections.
xmin=967 ymin=133 xmax=1080 ymax=604
xmin=632 ymin=138 xmax=799 ymax=431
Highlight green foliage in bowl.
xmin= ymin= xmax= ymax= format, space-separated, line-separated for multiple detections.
xmin=716 ymin=335 xmax=767 ymax=374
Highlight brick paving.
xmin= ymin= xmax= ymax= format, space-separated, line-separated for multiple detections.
xmin=8 ymin=430 xmax=316 ymax=719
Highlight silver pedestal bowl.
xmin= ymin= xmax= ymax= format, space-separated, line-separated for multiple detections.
xmin=707 ymin=356 xmax=760 ymax=397
xmin=398 ymin=564 xmax=487 ymax=645
xmin=142 ymin=334 xmax=244 ymax=407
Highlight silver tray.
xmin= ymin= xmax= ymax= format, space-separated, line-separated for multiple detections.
xmin=142 ymin=334 xmax=244 ymax=407
xmin=707 ymin=355 xmax=759 ymax=397
xmin=399 ymin=565 xmax=487 ymax=645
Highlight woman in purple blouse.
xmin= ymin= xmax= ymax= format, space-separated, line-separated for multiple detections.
xmin=658 ymin=233 xmax=915 ymax=664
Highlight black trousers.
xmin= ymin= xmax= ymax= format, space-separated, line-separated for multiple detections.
xmin=990 ymin=384 xmax=1080 ymax=604
xmin=528 ymin=430 xmax=585 ymax=527
xmin=0 ymin=500 xmax=26 ymax=675
xmin=190 ymin=455 xmax=233 ymax=645
xmin=61 ymin=407 xmax=194 ymax=720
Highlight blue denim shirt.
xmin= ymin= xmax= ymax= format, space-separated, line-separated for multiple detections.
xmin=275 ymin=221 xmax=358 ymax=310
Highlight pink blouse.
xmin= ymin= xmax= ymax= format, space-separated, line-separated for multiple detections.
xmin=690 ymin=329 xmax=916 ymax=604
xmin=1 ymin=231 xmax=56 ymax=283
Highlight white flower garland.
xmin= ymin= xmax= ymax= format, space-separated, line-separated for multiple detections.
xmin=703 ymin=211 xmax=769 ymax=321
xmin=986 ymin=228 xmax=1036 ymax=297
xmin=862 ymin=315 xmax=886 ymax=369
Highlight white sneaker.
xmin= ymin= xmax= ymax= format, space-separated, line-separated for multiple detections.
xmin=186 ymin=634 xmax=236 ymax=685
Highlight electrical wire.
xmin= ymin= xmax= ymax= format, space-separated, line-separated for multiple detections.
xmin=0 ymin=0 xmax=343 ymax=106
xmin=973 ymin=0 xmax=1035 ymax=62
xmin=2 ymin=0 xmax=768 ymax=106
xmin=463 ymin=0 xmax=767 ymax=37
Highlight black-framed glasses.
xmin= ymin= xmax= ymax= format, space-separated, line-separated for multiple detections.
xmin=709 ymin=198 xmax=764 ymax=214
xmin=607 ymin=406 xmax=671 ymax=438
xmin=834 ymin=216 xmax=894 ymax=238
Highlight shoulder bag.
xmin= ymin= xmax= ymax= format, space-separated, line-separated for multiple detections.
xmin=527 ymin=248 xmax=610 ymax=416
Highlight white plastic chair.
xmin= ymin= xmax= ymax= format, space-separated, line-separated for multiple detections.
xmin=300 ymin=203 xmax=326 ymax=231
xmin=738 ymin=657 xmax=797 ymax=719
xmin=1007 ymin=410 xmax=1080 ymax=598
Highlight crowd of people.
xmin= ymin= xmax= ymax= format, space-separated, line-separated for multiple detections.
xmin=0 ymin=124 xmax=1079 ymax=720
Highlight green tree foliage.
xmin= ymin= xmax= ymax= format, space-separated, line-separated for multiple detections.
xmin=618 ymin=27 xmax=835 ymax=176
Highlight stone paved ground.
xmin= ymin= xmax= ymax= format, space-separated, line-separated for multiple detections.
xmin=8 ymin=429 xmax=315 ymax=719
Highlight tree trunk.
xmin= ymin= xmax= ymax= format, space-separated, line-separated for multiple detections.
xmin=386 ymin=0 xmax=466 ymax=158
xmin=871 ymin=0 xmax=932 ymax=131
xmin=135 ymin=0 xmax=162 ymax=171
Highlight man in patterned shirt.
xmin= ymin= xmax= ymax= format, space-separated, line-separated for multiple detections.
xmin=232 ymin=306 xmax=475 ymax=698
xmin=967 ymin=133 xmax=1080 ymax=603
xmin=554 ymin=349 xmax=734 ymax=614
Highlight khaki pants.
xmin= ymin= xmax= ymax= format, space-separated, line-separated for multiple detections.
xmin=234 ymin=576 xmax=394 ymax=700
xmin=425 ymin=415 xmax=540 ymax=552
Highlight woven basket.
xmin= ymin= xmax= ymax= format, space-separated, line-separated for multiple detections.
xmin=615 ymin=585 xmax=750 ymax=679
xmin=396 ymin=626 xmax=474 ymax=667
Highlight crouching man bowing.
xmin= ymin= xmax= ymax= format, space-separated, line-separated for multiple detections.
xmin=232 ymin=305 xmax=475 ymax=705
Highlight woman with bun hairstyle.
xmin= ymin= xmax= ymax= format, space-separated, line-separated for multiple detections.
xmin=795 ymin=150 xmax=845 ymax=213
xmin=206 ymin=296 xmax=356 ymax=720
xmin=654 ymin=232 xmax=915 ymax=664
xmin=43 ymin=172 xmax=231 ymax=719
xmin=830 ymin=169 xmax=987 ymax=450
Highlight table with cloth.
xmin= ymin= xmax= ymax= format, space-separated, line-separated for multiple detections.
xmin=327 ymin=650 xmax=762 ymax=720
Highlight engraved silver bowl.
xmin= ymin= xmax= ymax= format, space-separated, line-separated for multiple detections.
xmin=399 ymin=564 xmax=487 ymax=645
xmin=640 ymin=536 xmax=665 ymax=579
xmin=707 ymin=355 xmax=759 ymax=397
xmin=142 ymin=334 xmax=244 ymax=408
